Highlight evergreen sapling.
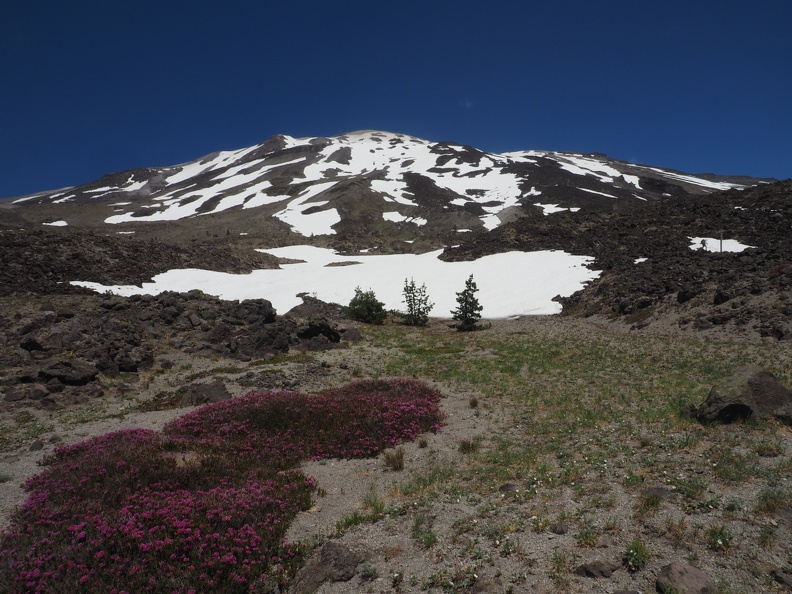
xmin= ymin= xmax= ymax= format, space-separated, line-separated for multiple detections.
xmin=402 ymin=278 xmax=433 ymax=326
xmin=452 ymin=274 xmax=483 ymax=331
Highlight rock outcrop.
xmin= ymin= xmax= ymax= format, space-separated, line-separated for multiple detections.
xmin=694 ymin=365 xmax=792 ymax=425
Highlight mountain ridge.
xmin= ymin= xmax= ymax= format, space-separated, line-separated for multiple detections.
xmin=6 ymin=131 xmax=772 ymax=253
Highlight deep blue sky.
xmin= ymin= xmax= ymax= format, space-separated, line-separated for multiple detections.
xmin=2 ymin=1 xmax=791 ymax=199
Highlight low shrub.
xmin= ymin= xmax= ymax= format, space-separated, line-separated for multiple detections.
xmin=0 ymin=379 xmax=444 ymax=593
xmin=623 ymin=538 xmax=651 ymax=572
xmin=347 ymin=287 xmax=387 ymax=324
xmin=384 ymin=446 xmax=406 ymax=471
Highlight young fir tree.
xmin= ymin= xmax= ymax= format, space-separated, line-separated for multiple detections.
xmin=402 ymin=278 xmax=433 ymax=326
xmin=347 ymin=287 xmax=387 ymax=324
xmin=452 ymin=274 xmax=483 ymax=331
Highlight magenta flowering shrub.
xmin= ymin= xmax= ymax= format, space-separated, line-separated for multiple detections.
xmin=0 ymin=379 xmax=443 ymax=593
xmin=164 ymin=379 xmax=444 ymax=463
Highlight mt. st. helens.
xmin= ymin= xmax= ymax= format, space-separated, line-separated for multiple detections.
xmin=2 ymin=130 xmax=790 ymax=338
xmin=6 ymin=130 xmax=763 ymax=251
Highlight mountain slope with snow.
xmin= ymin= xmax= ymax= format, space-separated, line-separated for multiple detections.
xmin=8 ymin=131 xmax=765 ymax=247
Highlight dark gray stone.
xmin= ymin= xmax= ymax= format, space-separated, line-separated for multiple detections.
xmin=38 ymin=359 xmax=98 ymax=386
xmin=772 ymin=568 xmax=792 ymax=588
xmin=180 ymin=380 xmax=231 ymax=407
xmin=574 ymin=558 xmax=621 ymax=578
xmin=642 ymin=486 xmax=675 ymax=500
xmin=498 ymin=482 xmax=519 ymax=493
xmin=26 ymin=383 xmax=49 ymax=400
xmin=287 ymin=541 xmax=360 ymax=594
xmin=3 ymin=387 xmax=24 ymax=402
xmin=656 ymin=562 xmax=716 ymax=594
xmin=695 ymin=365 xmax=792 ymax=424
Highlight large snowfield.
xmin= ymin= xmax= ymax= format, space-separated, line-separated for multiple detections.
xmin=73 ymin=247 xmax=601 ymax=318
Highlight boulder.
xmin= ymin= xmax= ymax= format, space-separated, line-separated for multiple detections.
xmin=38 ymin=359 xmax=99 ymax=386
xmin=26 ymin=383 xmax=50 ymax=401
xmin=180 ymin=380 xmax=231 ymax=407
xmin=771 ymin=568 xmax=792 ymax=588
xmin=287 ymin=541 xmax=360 ymax=594
xmin=3 ymin=387 xmax=25 ymax=402
xmin=695 ymin=365 xmax=792 ymax=425
xmin=295 ymin=319 xmax=341 ymax=346
xmin=114 ymin=349 xmax=138 ymax=372
xmin=574 ymin=558 xmax=621 ymax=578
xmin=656 ymin=562 xmax=716 ymax=594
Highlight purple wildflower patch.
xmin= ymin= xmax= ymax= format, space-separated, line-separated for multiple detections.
xmin=0 ymin=379 xmax=443 ymax=592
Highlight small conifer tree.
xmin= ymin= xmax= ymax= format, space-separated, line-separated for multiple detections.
xmin=348 ymin=287 xmax=387 ymax=324
xmin=402 ymin=278 xmax=433 ymax=326
xmin=452 ymin=274 xmax=483 ymax=331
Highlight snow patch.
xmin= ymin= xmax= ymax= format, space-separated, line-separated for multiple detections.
xmin=578 ymin=187 xmax=617 ymax=199
xmin=688 ymin=237 xmax=755 ymax=253
xmin=72 ymin=247 xmax=600 ymax=318
xmin=534 ymin=203 xmax=580 ymax=215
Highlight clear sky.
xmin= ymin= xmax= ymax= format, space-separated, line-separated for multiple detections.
xmin=2 ymin=1 xmax=790 ymax=199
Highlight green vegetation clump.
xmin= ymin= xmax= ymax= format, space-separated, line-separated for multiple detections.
xmin=347 ymin=286 xmax=387 ymax=324
xmin=623 ymin=538 xmax=651 ymax=572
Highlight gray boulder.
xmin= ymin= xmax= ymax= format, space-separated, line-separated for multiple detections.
xmin=180 ymin=380 xmax=231 ymax=407
xmin=574 ymin=558 xmax=621 ymax=578
xmin=656 ymin=562 xmax=716 ymax=594
xmin=287 ymin=541 xmax=360 ymax=594
xmin=38 ymin=359 xmax=98 ymax=386
xmin=695 ymin=365 xmax=792 ymax=425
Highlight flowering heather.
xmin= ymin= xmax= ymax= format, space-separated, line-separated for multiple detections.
xmin=0 ymin=379 xmax=443 ymax=593
xmin=164 ymin=379 xmax=444 ymax=463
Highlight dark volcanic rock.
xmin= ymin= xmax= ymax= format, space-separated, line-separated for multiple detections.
xmin=287 ymin=541 xmax=360 ymax=594
xmin=695 ymin=365 xmax=792 ymax=425
xmin=656 ymin=562 xmax=716 ymax=594
xmin=574 ymin=559 xmax=621 ymax=578
xmin=3 ymin=387 xmax=24 ymax=402
xmin=38 ymin=359 xmax=98 ymax=386
xmin=1 ymin=289 xmax=348 ymax=408
xmin=180 ymin=380 xmax=232 ymax=407
xmin=0 ymin=227 xmax=281 ymax=297
xmin=443 ymin=180 xmax=792 ymax=339
xmin=772 ymin=568 xmax=792 ymax=588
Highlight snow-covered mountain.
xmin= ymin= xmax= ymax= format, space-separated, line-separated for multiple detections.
xmin=2 ymin=131 xmax=790 ymax=335
xmin=10 ymin=130 xmax=762 ymax=243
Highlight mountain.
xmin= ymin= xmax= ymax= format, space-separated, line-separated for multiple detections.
xmin=3 ymin=133 xmax=791 ymax=594
xmin=2 ymin=130 xmax=790 ymax=338
xmin=4 ymin=130 xmax=765 ymax=251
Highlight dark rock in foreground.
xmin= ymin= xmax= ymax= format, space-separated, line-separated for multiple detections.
xmin=694 ymin=365 xmax=792 ymax=425
xmin=656 ymin=562 xmax=716 ymax=594
xmin=287 ymin=541 xmax=360 ymax=594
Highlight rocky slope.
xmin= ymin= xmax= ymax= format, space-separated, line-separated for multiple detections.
xmin=0 ymin=290 xmax=355 ymax=412
xmin=444 ymin=180 xmax=792 ymax=339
